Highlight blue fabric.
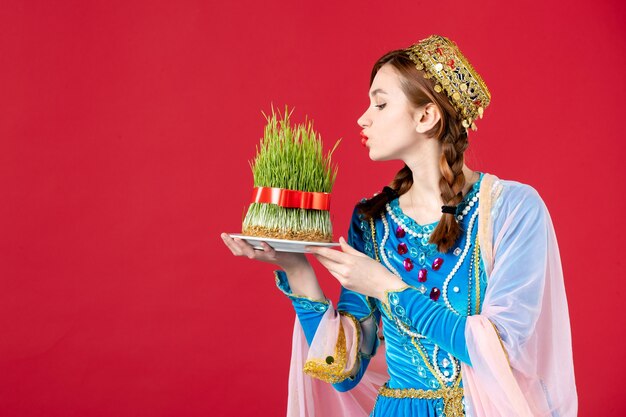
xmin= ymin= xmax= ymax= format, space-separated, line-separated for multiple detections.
xmin=276 ymin=172 xmax=489 ymax=415
xmin=371 ymin=394 xmax=446 ymax=416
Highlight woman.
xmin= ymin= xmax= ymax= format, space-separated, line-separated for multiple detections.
xmin=221 ymin=35 xmax=577 ymax=416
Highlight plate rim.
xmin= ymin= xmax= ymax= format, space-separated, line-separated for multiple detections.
xmin=227 ymin=233 xmax=340 ymax=247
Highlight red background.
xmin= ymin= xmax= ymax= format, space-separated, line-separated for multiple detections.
xmin=1 ymin=1 xmax=625 ymax=416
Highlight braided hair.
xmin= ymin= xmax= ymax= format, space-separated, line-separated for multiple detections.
xmin=356 ymin=50 xmax=470 ymax=254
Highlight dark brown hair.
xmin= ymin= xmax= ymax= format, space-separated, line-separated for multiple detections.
xmin=356 ymin=49 xmax=470 ymax=253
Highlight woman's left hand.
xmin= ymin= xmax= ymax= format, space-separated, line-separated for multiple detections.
xmin=305 ymin=236 xmax=406 ymax=300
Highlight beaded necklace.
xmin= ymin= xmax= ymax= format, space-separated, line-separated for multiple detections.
xmin=368 ymin=188 xmax=483 ymax=388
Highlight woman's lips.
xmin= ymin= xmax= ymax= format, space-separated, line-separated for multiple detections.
xmin=360 ymin=130 xmax=369 ymax=146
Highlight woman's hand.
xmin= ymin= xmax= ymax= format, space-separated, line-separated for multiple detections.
xmin=220 ymin=233 xmax=310 ymax=271
xmin=305 ymin=236 xmax=406 ymax=300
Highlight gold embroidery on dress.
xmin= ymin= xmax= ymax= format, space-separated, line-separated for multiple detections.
xmin=410 ymin=337 xmax=464 ymax=416
xmin=369 ymin=217 xmax=380 ymax=262
xmin=378 ymin=383 xmax=465 ymax=417
xmin=303 ymin=312 xmax=362 ymax=383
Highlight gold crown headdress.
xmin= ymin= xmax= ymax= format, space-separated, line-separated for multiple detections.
xmin=405 ymin=35 xmax=491 ymax=131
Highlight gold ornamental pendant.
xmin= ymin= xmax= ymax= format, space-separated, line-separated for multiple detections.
xmin=443 ymin=387 xmax=465 ymax=417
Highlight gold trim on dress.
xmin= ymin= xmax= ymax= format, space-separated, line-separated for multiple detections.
xmin=303 ymin=311 xmax=362 ymax=384
xmin=378 ymin=383 xmax=465 ymax=417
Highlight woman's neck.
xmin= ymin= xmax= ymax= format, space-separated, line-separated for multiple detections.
xmin=403 ymin=162 xmax=477 ymax=211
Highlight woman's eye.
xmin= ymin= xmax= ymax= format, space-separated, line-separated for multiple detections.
xmin=374 ymin=103 xmax=387 ymax=110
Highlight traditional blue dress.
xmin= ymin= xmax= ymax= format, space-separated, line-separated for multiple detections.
xmin=275 ymin=172 xmax=488 ymax=416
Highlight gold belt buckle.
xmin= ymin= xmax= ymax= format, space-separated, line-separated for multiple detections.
xmin=442 ymin=387 xmax=464 ymax=417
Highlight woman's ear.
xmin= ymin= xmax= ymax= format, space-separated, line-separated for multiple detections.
xmin=414 ymin=103 xmax=441 ymax=133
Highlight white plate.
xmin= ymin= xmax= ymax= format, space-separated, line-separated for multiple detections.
xmin=228 ymin=233 xmax=339 ymax=253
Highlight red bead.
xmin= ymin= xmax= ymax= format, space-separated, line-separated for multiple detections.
xmin=418 ymin=269 xmax=428 ymax=283
xmin=432 ymin=257 xmax=444 ymax=270
xmin=447 ymin=59 xmax=455 ymax=69
xmin=397 ymin=243 xmax=408 ymax=255
xmin=395 ymin=226 xmax=405 ymax=238
xmin=430 ymin=287 xmax=441 ymax=301
xmin=404 ymin=258 xmax=414 ymax=272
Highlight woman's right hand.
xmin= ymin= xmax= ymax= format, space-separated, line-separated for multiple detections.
xmin=220 ymin=232 xmax=310 ymax=271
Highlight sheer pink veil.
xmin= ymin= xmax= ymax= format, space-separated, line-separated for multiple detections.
xmin=284 ymin=173 xmax=577 ymax=417
xmin=286 ymin=308 xmax=389 ymax=417
xmin=461 ymin=174 xmax=577 ymax=416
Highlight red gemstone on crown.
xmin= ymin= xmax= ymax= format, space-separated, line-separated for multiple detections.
xmin=447 ymin=59 xmax=455 ymax=69
xmin=397 ymin=243 xmax=408 ymax=255
xmin=395 ymin=226 xmax=406 ymax=238
xmin=404 ymin=258 xmax=414 ymax=272
xmin=418 ymin=268 xmax=428 ymax=283
xmin=430 ymin=287 xmax=441 ymax=301
xmin=432 ymin=257 xmax=444 ymax=270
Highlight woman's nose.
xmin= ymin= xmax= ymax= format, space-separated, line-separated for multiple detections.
xmin=357 ymin=111 xmax=370 ymax=128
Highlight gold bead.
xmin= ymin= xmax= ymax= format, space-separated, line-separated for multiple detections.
xmin=460 ymin=84 xmax=468 ymax=92
xmin=478 ymin=107 xmax=484 ymax=118
xmin=434 ymin=85 xmax=442 ymax=93
xmin=453 ymin=92 xmax=461 ymax=101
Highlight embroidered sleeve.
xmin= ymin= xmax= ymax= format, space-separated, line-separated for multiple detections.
xmin=303 ymin=311 xmax=362 ymax=384
xmin=382 ymin=285 xmax=472 ymax=365
xmin=338 ymin=203 xmax=382 ymax=358
xmin=274 ymin=270 xmax=329 ymax=312
xmin=274 ymin=269 xmax=329 ymax=346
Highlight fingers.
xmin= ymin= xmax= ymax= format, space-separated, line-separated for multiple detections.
xmin=306 ymin=246 xmax=347 ymax=263
xmin=221 ymin=233 xmax=244 ymax=256
xmin=220 ymin=233 xmax=255 ymax=258
xmin=338 ymin=236 xmax=368 ymax=258
xmin=220 ymin=233 xmax=276 ymax=260
xmin=260 ymin=241 xmax=277 ymax=258
xmin=311 ymin=253 xmax=347 ymax=277
xmin=314 ymin=256 xmax=349 ymax=285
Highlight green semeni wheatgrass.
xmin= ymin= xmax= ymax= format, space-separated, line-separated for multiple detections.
xmin=242 ymin=106 xmax=341 ymax=242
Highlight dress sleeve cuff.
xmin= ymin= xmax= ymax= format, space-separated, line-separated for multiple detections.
xmin=304 ymin=310 xmax=362 ymax=384
xmin=274 ymin=270 xmax=330 ymax=313
xmin=381 ymin=285 xmax=420 ymax=331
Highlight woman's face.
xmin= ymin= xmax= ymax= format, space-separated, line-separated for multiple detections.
xmin=357 ymin=64 xmax=423 ymax=162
